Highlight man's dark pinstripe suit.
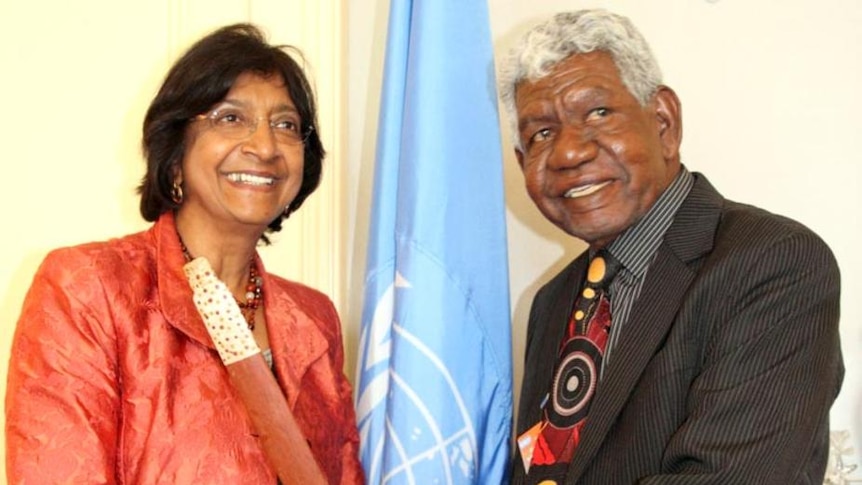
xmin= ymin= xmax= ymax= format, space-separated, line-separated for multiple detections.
xmin=512 ymin=173 xmax=843 ymax=484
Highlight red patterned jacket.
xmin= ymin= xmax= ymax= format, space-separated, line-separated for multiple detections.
xmin=6 ymin=212 xmax=364 ymax=484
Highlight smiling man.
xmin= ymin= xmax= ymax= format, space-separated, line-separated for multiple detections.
xmin=499 ymin=9 xmax=843 ymax=485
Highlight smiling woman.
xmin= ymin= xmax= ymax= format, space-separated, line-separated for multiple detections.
xmin=5 ymin=23 xmax=364 ymax=485
xmin=176 ymin=72 xmax=309 ymax=248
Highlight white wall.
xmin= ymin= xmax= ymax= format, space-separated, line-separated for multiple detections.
xmin=347 ymin=0 xmax=862 ymax=468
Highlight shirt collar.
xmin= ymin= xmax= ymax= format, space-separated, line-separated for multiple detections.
xmin=605 ymin=166 xmax=694 ymax=279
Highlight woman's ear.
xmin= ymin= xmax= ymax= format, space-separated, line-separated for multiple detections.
xmin=652 ymin=85 xmax=683 ymax=161
xmin=171 ymin=162 xmax=183 ymax=186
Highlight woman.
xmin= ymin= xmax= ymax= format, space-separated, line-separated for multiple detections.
xmin=5 ymin=24 xmax=364 ymax=484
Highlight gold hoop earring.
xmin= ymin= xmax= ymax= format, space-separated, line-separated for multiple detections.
xmin=171 ymin=182 xmax=184 ymax=204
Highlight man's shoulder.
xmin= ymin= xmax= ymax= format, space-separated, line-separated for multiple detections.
xmin=680 ymin=172 xmax=833 ymax=262
xmin=716 ymin=198 xmax=832 ymax=256
xmin=691 ymin=197 xmax=840 ymax=297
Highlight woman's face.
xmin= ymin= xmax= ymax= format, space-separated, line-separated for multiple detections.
xmin=176 ymin=72 xmax=305 ymax=236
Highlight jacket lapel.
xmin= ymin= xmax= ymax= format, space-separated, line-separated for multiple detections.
xmin=565 ymin=174 xmax=724 ymax=483
xmin=265 ymin=279 xmax=330 ymax=409
xmin=155 ymin=211 xmax=330 ymax=410
xmin=157 ymin=212 xmax=218 ymax=350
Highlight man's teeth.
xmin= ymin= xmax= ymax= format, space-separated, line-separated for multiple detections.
xmin=564 ymin=181 xmax=611 ymax=198
xmin=227 ymin=173 xmax=275 ymax=186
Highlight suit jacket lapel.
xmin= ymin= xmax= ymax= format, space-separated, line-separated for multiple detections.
xmin=565 ymin=173 xmax=724 ymax=483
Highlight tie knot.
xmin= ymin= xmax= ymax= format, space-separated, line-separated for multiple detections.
xmin=586 ymin=250 xmax=621 ymax=290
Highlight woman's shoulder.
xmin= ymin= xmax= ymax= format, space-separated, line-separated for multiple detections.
xmin=20 ymin=227 xmax=159 ymax=337
xmin=265 ymin=273 xmax=341 ymax=329
xmin=38 ymin=227 xmax=156 ymax=284
xmin=266 ymin=273 xmax=334 ymax=308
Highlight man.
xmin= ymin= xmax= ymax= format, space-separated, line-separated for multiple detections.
xmin=498 ymin=9 xmax=843 ymax=484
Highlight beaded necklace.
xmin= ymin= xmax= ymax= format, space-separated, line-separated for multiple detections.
xmin=178 ymin=236 xmax=263 ymax=330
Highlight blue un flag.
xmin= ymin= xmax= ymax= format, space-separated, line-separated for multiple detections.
xmin=353 ymin=0 xmax=513 ymax=484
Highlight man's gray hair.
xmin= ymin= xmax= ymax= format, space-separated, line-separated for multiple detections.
xmin=498 ymin=9 xmax=663 ymax=149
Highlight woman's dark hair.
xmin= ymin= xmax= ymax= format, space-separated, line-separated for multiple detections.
xmin=138 ymin=23 xmax=325 ymax=238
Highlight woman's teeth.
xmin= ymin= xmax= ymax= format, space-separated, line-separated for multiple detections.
xmin=227 ymin=173 xmax=275 ymax=186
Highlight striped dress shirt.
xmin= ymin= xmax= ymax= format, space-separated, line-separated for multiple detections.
xmin=602 ymin=166 xmax=694 ymax=371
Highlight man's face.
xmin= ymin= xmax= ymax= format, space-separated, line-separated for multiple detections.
xmin=514 ymin=51 xmax=681 ymax=248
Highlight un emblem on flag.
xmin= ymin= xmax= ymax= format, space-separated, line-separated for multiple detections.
xmin=355 ymin=270 xmax=480 ymax=484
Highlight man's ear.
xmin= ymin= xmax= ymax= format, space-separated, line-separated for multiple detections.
xmin=652 ymin=85 xmax=682 ymax=161
xmin=515 ymin=148 xmax=525 ymax=170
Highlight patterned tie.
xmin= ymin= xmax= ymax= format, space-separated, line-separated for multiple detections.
xmin=531 ymin=249 xmax=621 ymax=470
